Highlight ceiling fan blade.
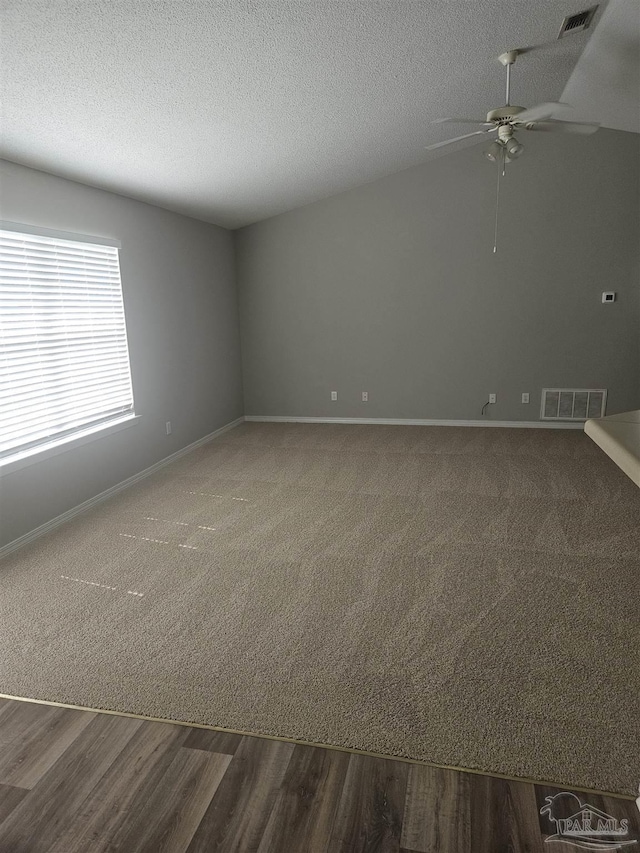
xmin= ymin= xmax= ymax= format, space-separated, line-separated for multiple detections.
xmin=522 ymin=119 xmax=600 ymax=135
xmin=425 ymin=128 xmax=495 ymax=151
xmin=432 ymin=118 xmax=493 ymax=126
xmin=511 ymin=39 xmax=563 ymax=56
xmin=514 ymin=101 xmax=571 ymax=124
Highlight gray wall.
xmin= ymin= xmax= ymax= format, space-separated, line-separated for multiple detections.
xmin=0 ymin=160 xmax=243 ymax=547
xmin=236 ymin=128 xmax=640 ymax=421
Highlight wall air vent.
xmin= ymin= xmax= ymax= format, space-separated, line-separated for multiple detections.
xmin=541 ymin=388 xmax=607 ymax=421
xmin=558 ymin=6 xmax=598 ymax=38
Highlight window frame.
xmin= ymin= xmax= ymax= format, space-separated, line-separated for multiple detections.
xmin=0 ymin=221 xmax=138 ymax=474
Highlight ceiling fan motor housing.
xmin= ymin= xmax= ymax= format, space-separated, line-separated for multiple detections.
xmin=486 ymin=106 xmax=525 ymax=123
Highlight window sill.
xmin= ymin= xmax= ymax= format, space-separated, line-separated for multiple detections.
xmin=0 ymin=414 xmax=141 ymax=477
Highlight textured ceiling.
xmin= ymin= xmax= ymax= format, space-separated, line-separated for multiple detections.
xmin=0 ymin=1 xmax=624 ymax=228
xmin=561 ymin=0 xmax=640 ymax=134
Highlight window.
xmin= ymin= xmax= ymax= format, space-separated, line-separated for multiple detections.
xmin=0 ymin=222 xmax=135 ymax=465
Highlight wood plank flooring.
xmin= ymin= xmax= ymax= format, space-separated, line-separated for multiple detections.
xmin=0 ymin=698 xmax=637 ymax=853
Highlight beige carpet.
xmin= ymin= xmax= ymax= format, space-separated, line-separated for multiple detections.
xmin=1 ymin=422 xmax=639 ymax=795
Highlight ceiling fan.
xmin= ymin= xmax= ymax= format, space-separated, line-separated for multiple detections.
xmin=427 ymin=48 xmax=601 ymax=252
xmin=427 ymin=48 xmax=600 ymax=163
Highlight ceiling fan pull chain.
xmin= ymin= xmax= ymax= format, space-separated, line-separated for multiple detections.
xmin=493 ymin=151 xmax=502 ymax=254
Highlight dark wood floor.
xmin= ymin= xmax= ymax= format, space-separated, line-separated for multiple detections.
xmin=0 ymin=697 xmax=637 ymax=852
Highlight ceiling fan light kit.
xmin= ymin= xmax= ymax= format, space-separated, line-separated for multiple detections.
xmin=484 ymin=140 xmax=502 ymax=162
xmin=505 ymin=137 xmax=524 ymax=158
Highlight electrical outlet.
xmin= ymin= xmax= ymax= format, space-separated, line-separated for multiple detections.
xmin=489 ymin=394 xmax=497 ymax=404
xmin=165 ymin=421 xmax=172 ymax=435
xmin=331 ymin=391 xmax=338 ymax=401
xmin=521 ymin=392 xmax=530 ymax=404
xmin=362 ymin=391 xmax=368 ymax=402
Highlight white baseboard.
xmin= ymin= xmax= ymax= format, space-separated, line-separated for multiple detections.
xmin=245 ymin=415 xmax=584 ymax=429
xmin=0 ymin=416 xmax=244 ymax=561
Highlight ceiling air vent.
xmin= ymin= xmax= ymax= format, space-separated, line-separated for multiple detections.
xmin=541 ymin=388 xmax=607 ymax=421
xmin=558 ymin=6 xmax=598 ymax=38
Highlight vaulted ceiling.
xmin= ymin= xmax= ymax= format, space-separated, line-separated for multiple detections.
xmin=561 ymin=0 xmax=640 ymax=134
xmin=1 ymin=1 xmax=636 ymax=228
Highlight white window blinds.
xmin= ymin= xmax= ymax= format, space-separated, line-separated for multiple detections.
xmin=0 ymin=225 xmax=134 ymax=461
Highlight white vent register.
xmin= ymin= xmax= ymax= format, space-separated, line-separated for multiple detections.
xmin=558 ymin=6 xmax=598 ymax=38
xmin=541 ymin=389 xmax=606 ymax=421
